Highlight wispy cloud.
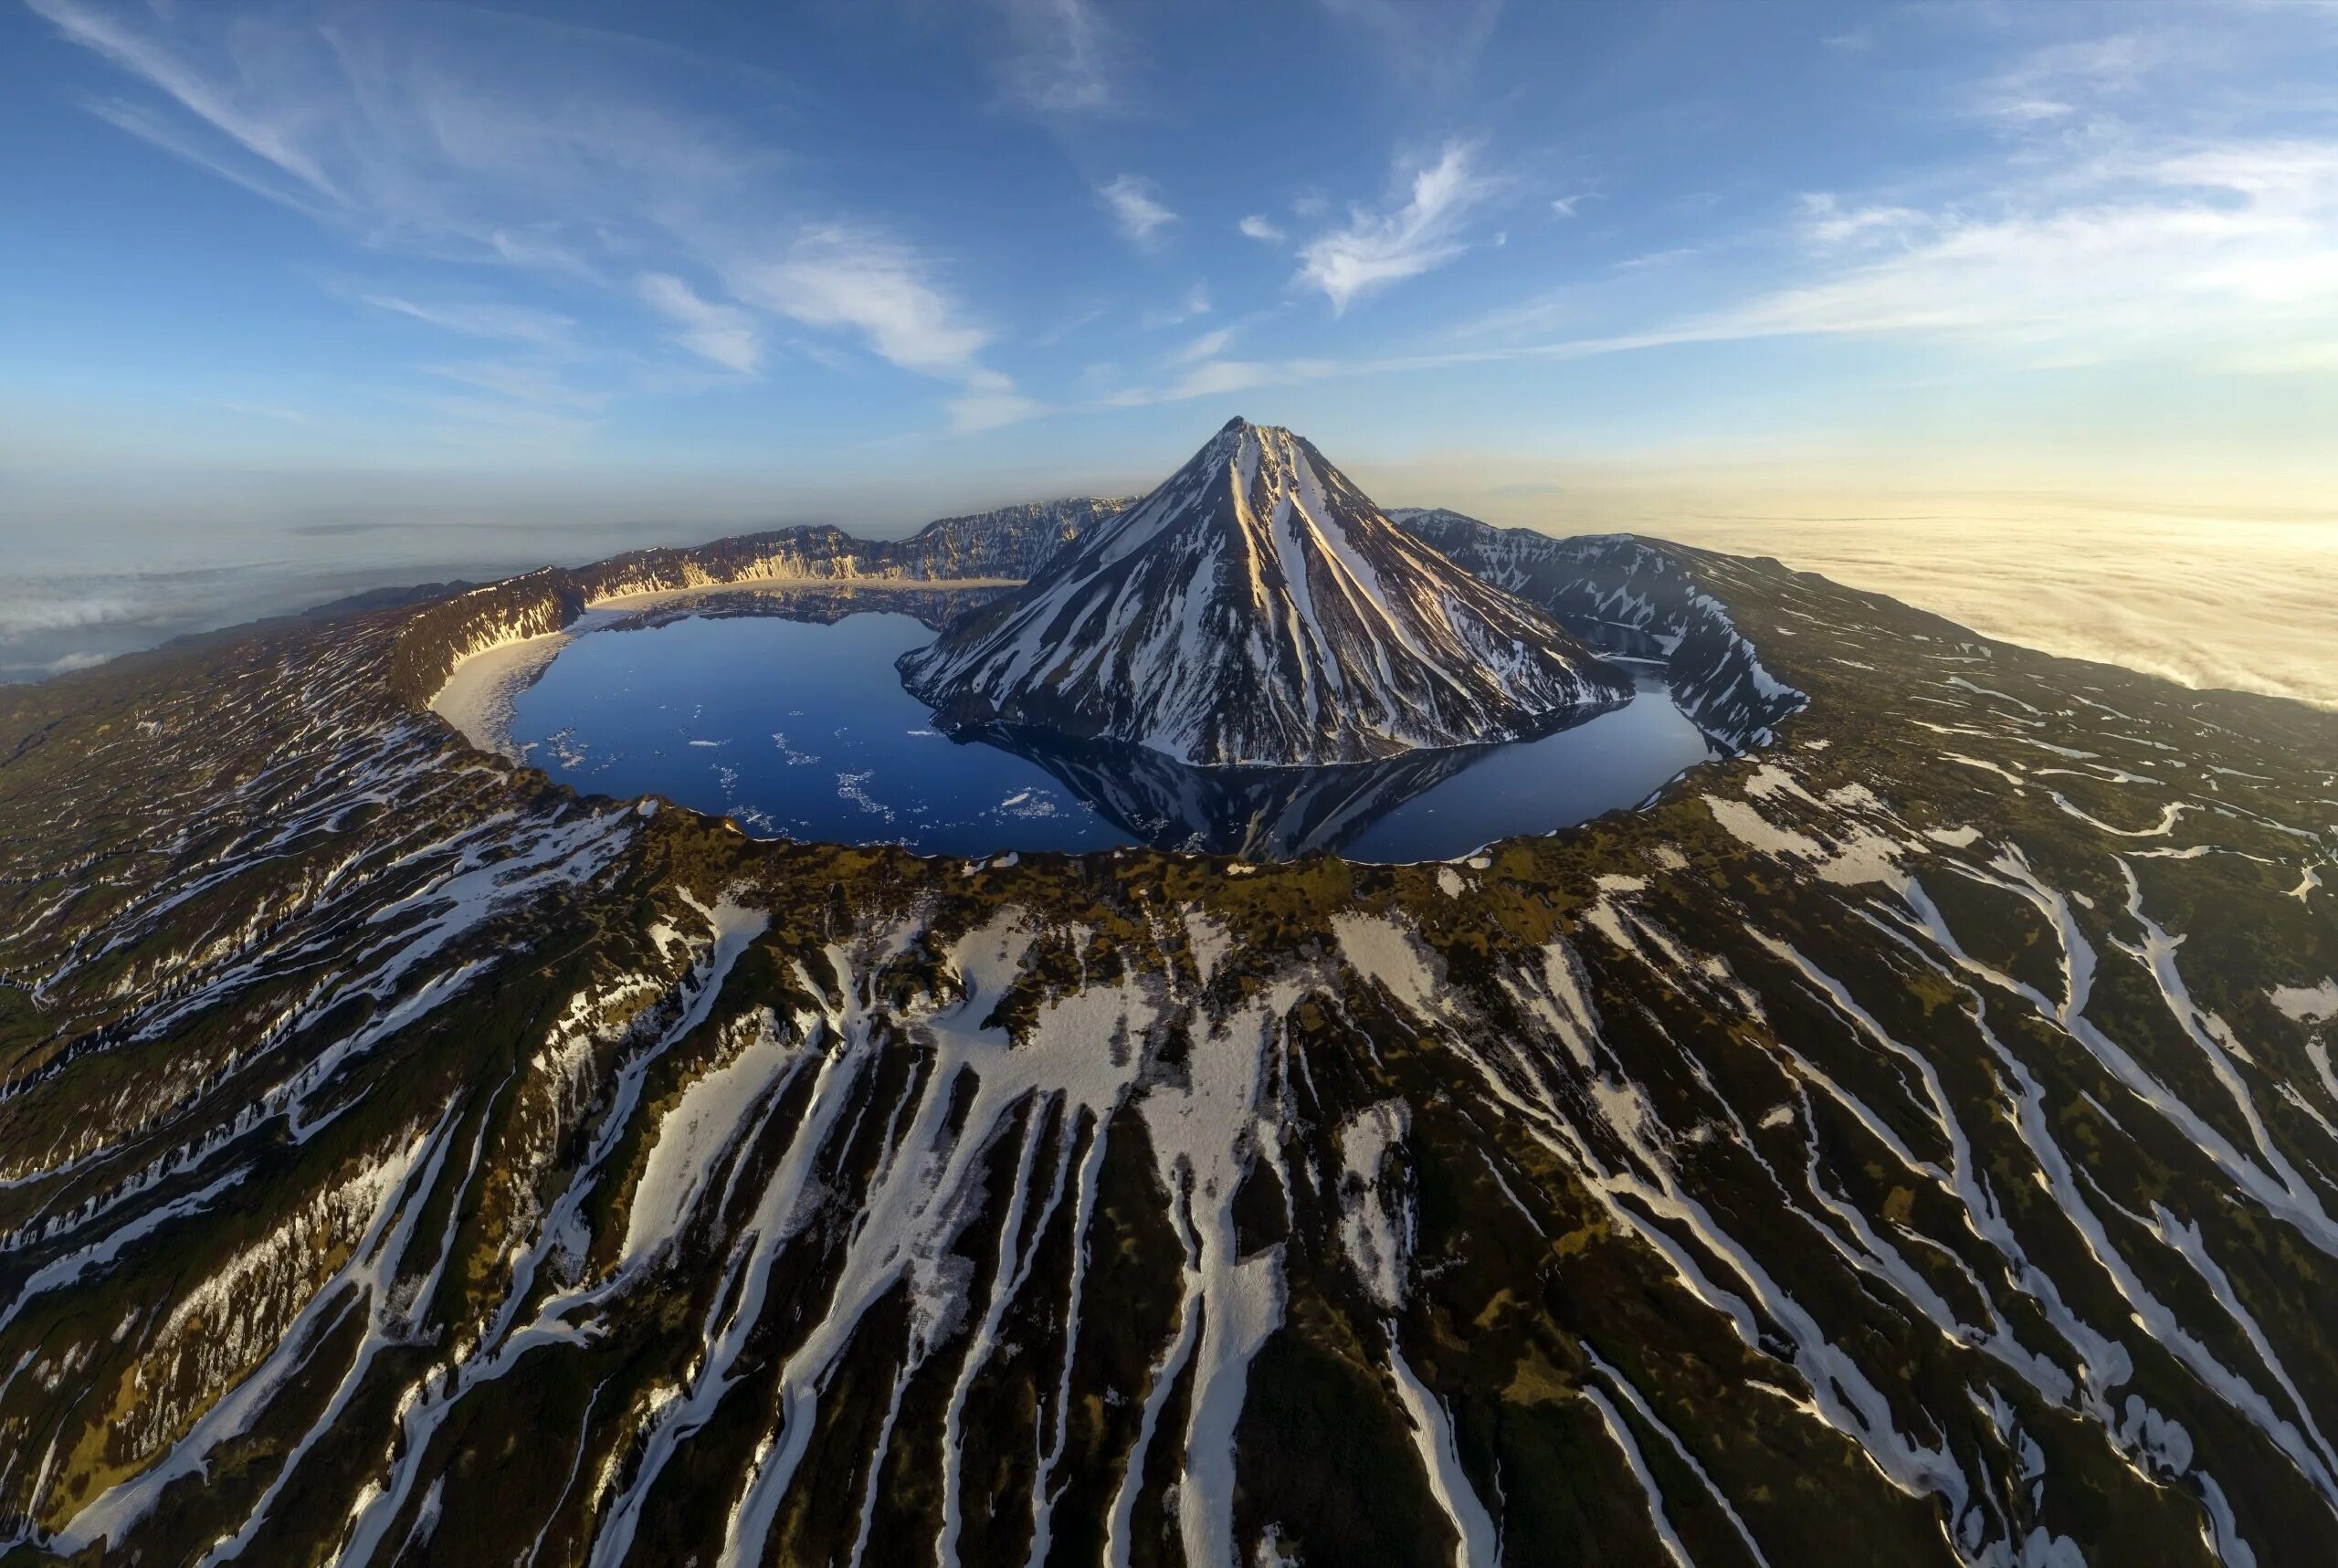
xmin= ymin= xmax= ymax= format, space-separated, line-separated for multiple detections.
xmin=1972 ymin=31 xmax=2186 ymax=129
xmin=1406 ymin=142 xmax=2338 ymax=383
xmin=1169 ymin=325 xmax=1237 ymax=363
xmin=1238 ymin=214 xmax=1285 ymax=244
xmin=731 ymin=228 xmax=989 ymax=379
xmin=29 ymin=0 xmax=341 ymax=195
xmin=1107 ymin=355 xmax=1340 ymax=405
xmin=726 ymin=227 xmax=1034 ymax=423
xmin=80 ymin=94 xmax=329 ymax=219
xmin=1140 ymin=281 xmax=1212 ymax=328
xmin=1035 ymin=300 xmax=1111 ymax=347
xmin=1669 ymin=141 xmax=2338 ymax=363
xmin=1294 ymin=140 xmax=1493 ymax=312
xmin=360 ymin=294 xmax=578 ymax=349
xmin=994 ymin=0 xmax=1121 ymax=115
xmin=1099 ymin=174 xmax=1176 ymax=247
xmin=637 ymin=273 xmax=763 ymax=374
xmin=346 ymin=290 xmax=606 ymax=439
xmin=1611 ymin=247 xmax=1699 ymax=274
xmin=1983 ymin=96 xmax=2077 ymax=128
xmin=1317 ymin=0 xmax=1503 ymax=93
xmin=1099 ymin=131 xmax=2338 ymax=409
xmin=29 ymin=0 xmax=764 ymax=268
xmin=419 ymin=359 xmax=606 ymax=410
xmin=33 ymin=0 xmax=1010 ymax=430
xmin=1796 ymin=194 xmax=1923 ymax=247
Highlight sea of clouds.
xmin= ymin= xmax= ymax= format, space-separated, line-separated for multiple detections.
xmin=1644 ymin=515 xmax=2336 ymax=712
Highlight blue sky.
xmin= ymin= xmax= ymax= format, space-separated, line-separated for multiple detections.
xmin=4 ymin=0 xmax=2337 ymax=540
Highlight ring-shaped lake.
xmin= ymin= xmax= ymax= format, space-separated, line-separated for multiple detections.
xmin=507 ymin=588 xmax=1719 ymax=861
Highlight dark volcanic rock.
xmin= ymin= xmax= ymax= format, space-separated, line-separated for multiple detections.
xmin=3 ymin=489 xmax=2334 ymax=1568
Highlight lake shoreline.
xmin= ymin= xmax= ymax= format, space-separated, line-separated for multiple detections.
xmin=427 ymin=577 xmax=1020 ymax=759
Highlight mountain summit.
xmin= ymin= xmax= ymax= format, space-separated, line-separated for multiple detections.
xmin=899 ymin=418 xmax=1626 ymax=765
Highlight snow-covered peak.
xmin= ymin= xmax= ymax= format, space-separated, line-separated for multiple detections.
xmin=899 ymin=421 xmax=1627 ymax=766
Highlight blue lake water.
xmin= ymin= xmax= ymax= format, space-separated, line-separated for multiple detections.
xmin=508 ymin=596 xmax=1719 ymax=861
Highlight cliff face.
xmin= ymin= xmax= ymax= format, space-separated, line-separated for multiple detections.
xmin=385 ymin=501 xmax=1127 ymax=704
xmin=895 ymin=498 xmax=1131 ymax=580
xmin=384 ymin=569 xmax=587 ymax=702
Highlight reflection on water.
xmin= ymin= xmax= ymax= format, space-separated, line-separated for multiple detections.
xmin=508 ymin=602 xmax=1127 ymax=856
xmin=506 ymin=591 xmax=1720 ymax=861
xmin=963 ymin=726 xmax=1489 ymax=859
xmin=965 ymin=678 xmax=1716 ymax=858
xmin=1341 ymin=667 xmax=1715 ymax=860
xmin=600 ymin=582 xmax=1009 ymax=636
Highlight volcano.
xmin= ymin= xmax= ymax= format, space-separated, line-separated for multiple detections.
xmin=898 ymin=417 xmax=1626 ymax=766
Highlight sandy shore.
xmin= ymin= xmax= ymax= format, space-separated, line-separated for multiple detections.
xmin=427 ymin=612 xmax=609 ymax=762
xmin=427 ymin=578 xmax=1016 ymax=761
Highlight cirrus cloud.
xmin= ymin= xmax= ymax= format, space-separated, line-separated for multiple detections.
xmin=1099 ymin=174 xmax=1176 ymax=247
xmin=637 ymin=273 xmax=763 ymax=374
xmin=29 ymin=0 xmax=1020 ymax=431
xmin=1294 ymin=140 xmax=1493 ymax=312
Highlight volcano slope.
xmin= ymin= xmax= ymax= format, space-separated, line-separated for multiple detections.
xmin=900 ymin=421 xmax=1624 ymax=767
xmin=0 ymin=526 xmax=2333 ymax=1568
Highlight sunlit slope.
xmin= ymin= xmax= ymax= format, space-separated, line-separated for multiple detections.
xmin=901 ymin=421 xmax=1626 ymax=765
